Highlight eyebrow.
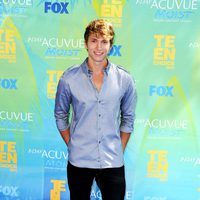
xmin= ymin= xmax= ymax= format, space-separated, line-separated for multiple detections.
xmin=89 ymin=37 xmax=109 ymax=41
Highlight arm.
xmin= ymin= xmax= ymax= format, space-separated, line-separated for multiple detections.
xmin=120 ymin=131 xmax=131 ymax=152
xmin=60 ymin=129 xmax=70 ymax=145
xmin=120 ymin=76 xmax=137 ymax=151
xmin=54 ymin=75 xmax=71 ymax=146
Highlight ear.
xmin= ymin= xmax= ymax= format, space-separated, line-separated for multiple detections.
xmin=84 ymin=41 xmax=88 ymax=49
xmin=109 ymin=41 xmax=113 ymax=49
xmin=109 ymin=44 xmax=112 ymax=51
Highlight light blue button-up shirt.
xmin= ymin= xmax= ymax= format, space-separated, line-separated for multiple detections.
xmin=54 ymin=59 xmax=137 ymax=168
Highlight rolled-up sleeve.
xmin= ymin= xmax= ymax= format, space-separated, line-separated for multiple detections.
xmin=120 ymin=76 xmax=137 ymax=133
xmin=54 ymin=75 xmax=71 ymax=131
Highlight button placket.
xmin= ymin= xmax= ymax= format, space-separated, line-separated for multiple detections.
xmin=97 ymin=93 xmax=103 ymax=167
xmin=96 ymin=72 xmax=107 ymax=168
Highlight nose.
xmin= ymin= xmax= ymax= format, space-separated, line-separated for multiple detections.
xmin=97 ymin=41 xmax=102 ymax=50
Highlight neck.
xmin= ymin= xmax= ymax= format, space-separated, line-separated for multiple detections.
xmin=87 ymin=58 xmax=108 ymax=74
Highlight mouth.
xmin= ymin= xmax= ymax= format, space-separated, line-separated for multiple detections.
xmin=94 ymin=51 xmax=104 ymax=56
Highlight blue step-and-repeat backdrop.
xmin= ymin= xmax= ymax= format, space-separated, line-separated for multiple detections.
xmin=0 ymin=0 xmax=200 ymax=199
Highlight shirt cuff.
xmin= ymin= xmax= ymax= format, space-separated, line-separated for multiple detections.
xmin=56 ymin=119 xmax=70 ymax=132
xmin=120 ymin=125 xmax=133 ymax=134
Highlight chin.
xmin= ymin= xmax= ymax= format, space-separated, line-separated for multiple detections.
xmin=94 ymin=58 xmax=106 ymax=63
xmin=94 ymin=55 xmax=107 ymax=61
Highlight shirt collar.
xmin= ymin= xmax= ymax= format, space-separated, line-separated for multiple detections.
xmin=81 ymin=58 xmax=111 ymax=76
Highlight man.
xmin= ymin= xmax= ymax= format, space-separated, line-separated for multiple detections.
xmin=54 ymin=19 xmax=137 ymax=200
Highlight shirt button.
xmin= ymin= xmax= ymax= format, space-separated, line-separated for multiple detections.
xmin=98 ymin=141 xmax=101 ymax=144
xmin=98 ymin=100 xmax=101 ymax=103
xmin=99 ymin=114 xmax=101 ymax=117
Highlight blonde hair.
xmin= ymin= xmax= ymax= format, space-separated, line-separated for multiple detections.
xmin=84 ymin=19 xmax=115 ymax=46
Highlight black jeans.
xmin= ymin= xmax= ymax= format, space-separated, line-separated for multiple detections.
xmin=67 ymin=162 xmax=125 ymax=200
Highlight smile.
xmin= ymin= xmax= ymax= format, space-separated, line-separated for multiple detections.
xmin=94 ymin=52 xmax=103 ymax=55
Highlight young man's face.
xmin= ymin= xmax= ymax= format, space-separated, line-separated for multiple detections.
xmin=85 ymin=33 xmax=111 ymax=65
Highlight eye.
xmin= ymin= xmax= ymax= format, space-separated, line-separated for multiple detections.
xmin=103 ymin=40 xmax=109 ymax=44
